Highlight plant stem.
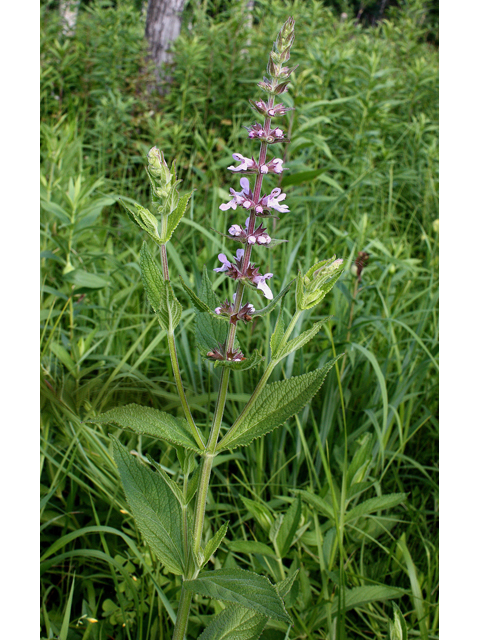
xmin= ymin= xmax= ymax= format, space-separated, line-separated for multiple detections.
xmin=171 ymin=585 xmax=193 ymax=640
xmin=159 ymin=244 xmax=205 ymax=450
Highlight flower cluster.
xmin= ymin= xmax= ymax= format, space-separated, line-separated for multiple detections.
xmin=208 ymin=17 xmax=296 ymax=361
xmin=219 ymin=177 xmax=289 ymax=216
xmin=228 ymin=153 xmax=284 ymax=175
xmin=228 ymin=217 xmax=271 ymax=245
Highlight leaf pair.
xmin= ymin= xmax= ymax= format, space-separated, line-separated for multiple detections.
xmin=120 ymin=190 xmax=192 ymax=246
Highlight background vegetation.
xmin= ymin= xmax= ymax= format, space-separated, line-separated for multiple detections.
xmin=40 ymin=0 xmax=439 ymax=638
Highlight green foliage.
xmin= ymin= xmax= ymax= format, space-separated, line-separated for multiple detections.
xmin=88 ymin=404 xmax=203 ymax=452
xmin=41 ymin=1 xmax=438 ymax=638
xmin=111 ymin=437 xmax=185 ymax=575
xmin=140 ymin=243 xmax=183 ymax=330
xmin=218 ymin=356 xmax=343 ymax=451
xmin=184 ymin=568 xmax=290 ymax=622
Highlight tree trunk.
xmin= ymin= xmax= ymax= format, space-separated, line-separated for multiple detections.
xmin=59 ymin=0 xmax=80 ymax=37
xmin=145 ymin=0 xmax=186 ymax=86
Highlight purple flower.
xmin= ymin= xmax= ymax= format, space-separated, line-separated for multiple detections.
xmin=213 ymin=253 xmax=232 ymax=272
xmin=228 ymin=224 xmax=243 ymax=237
xmin=228 ymin=153 xmax=256 ymax=173
xmin=260 ymin=158 xmax=284 ymax=175
xmin=266 ymin=187 xmax=289 ymax=213
xmin=220 ymin=178 xmax=254 ymax=211
xmin=252 ymin=272 xmax=274 ymax=299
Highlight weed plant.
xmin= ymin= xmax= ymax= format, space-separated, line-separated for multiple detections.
xmin=41 ymin=1 xmax=438 ymax=638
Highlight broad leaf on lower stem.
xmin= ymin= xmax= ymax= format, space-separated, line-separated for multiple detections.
xmin=196 ymin=570 xmax=299 ymax=640
xmin=183 ymin=568 xmax=291 ymax=623
xmin=111 ymin=437 xmax=185 ymax=575
xmin=87 ymin=404 xmax=203 ymax=452
xmin=217 ymin=355 xmax=343 ymax=451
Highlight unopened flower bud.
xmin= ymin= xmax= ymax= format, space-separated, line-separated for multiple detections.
xmin=147 ymin=147 xmax=171 ymax=184
xmin=247 ymin=236 xmax=256 ymax=244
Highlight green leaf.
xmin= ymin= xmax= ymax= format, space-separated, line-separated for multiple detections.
xmin=198 ymin=606 xmax=268 ymax=640
xmin=87 ymin=404 xmax=202 ymax=452
xmin=240 ymin=497 xmax=274 ymax=532
xmin=281 ymin=169 xmax=325 ymax=187
xmin=184 ymin=568 xmax=291 ymax=622
xmin=295 ymin=489 xmax=334 ymax=520
xmin=50 ymin=342 xmax=77 ymax=376
xmin=251 ymin=279 xmax=295 ymax=317
xmin=217 ymin=356 xmax=342 ymax=451
xmin=146 ymin=455 xmax=185 ymax=506
xmin=228 ymin=540 xmax=277 ymax=558
xmin=345 ymin=493 xmax=407 ymax=523
xmin=120 ymin=198 xmax=161 ymax=244
xmin=276 ymin=496 xmax=302 ymax=557
xmin=180 ymin=276 xmax=217 ymax=315
xmin=346 ymin=433 xmax=374 ymax=489
xmin=195 ymin=268 xmax=229 ymax=357
xmin=270 ymin=302 xmax=285 ymax=357
xmin=213 ymin=350 xmax=264 ymax=371
xmin=62 ymin=269 xmax=110 ymax=290
xmin=58 ymin=575 xmax=75 ymax=640
xmin=139 ymin=243 xmax=182 ymax=331
xmin=277 ymin=569 xmax=300 ymax=599
xmin=200 ymin=522 xmax=229 ymax=568
xmin=389 ymin=602 xmax=408 ymax=640
xmin=274 ymin=319 xmax=329 ymax=361
xmin=111 ymin=437 xmax=184 ymax=575
xmin=315 ymin=585 xmax=404 ymax=623
xmin=163 ymin=191 xmax=193 ymax=243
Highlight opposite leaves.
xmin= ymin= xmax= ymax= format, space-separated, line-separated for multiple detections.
xmin=111 ymin=437 xmax=185 ymax=575
xmin=217 ymin=355 xmax=343 ymax=451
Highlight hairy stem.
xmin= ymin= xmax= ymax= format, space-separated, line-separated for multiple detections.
xmin=172 ymin=585 xmax=193 ymax=640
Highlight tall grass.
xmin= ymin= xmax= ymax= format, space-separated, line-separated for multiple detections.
xmin=41 ymin=1 xmax=438 ymax=638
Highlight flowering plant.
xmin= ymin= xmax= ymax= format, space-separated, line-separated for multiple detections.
xmin=89 ymin=17 xmax=344 ymax=638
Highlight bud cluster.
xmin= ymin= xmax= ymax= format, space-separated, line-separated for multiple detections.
xmin=147 ymin=147 xmax=181 ymax=216
xmin=297 ymin=256 xmax=345 ymax=311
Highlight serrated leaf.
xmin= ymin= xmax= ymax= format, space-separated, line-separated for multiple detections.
xmin=120 ymin=198 xmax=161 ymax=244
xmin=274 ymin=319 xmax=329 ymax=361
xmin=140 ymin=242 xmax=164 ymax=310
xmin=160 ymin=280 xmax=183 ymax=331
xmin=146 ymin=455 xmax=185 ymax=506
xmin=184 ymin=568 xmax=291 ymax=622
xmin=228 ymin=540 xmax=277 ymax=558
xmin=251 ymin=279 xmax=295 ymax=317
xmin=200 ymin=522 xmax=229 ymax=568
xmin=277 ymin=569 xmax=300 ymax=599
xmin=111 ymin=437 xmax=184 ymax=575
xmin=345 ymin=493 xmax=408 ymax=523
xmin=139 ymin=243 xmax=182 ymax=331
xmin=198 ymin=605 xmax=268 ymax=640
xmin=276 ymin=496 xmax=302 ymax=557
xmin=217 ymin=356 xmax=342 ymax=451
xmin=180 ymin=276 xmax=216 ymax=315
xmin=87 ymin=404 xmax=202 ymax=452
xmin=163 ymin=191 xmax=193 ymax=242
xmin=213 ymin=350 xmax=264 ymax=371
